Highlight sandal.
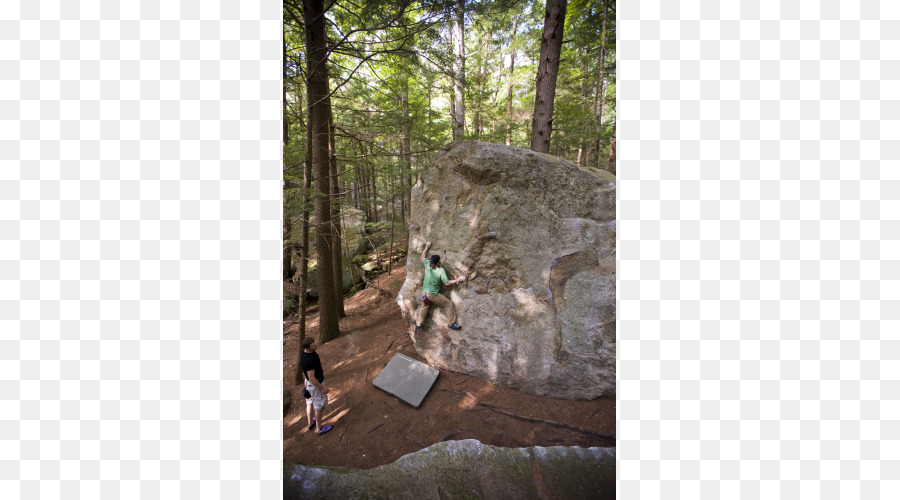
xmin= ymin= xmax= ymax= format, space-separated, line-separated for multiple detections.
xmin=307 ymin=417 xmax=316 ymax=431
xmin=316 ymin=425 xmax=333 ymax=436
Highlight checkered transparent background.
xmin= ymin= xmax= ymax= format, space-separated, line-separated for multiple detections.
xmin=1 ymin=1 xmax=281 ymax=499
xmin=619 ymin=1 xmax=898 ymax=499
xmin=5 ymin=0 xmax=900 ymax=498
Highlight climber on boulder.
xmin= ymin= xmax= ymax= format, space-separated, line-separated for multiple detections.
xmin=414 ymin=241 xmax=466 ymax=330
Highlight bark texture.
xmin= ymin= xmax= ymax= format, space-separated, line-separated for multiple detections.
xmin=283 ymin=33 xmax=294 ymax=280
xmin=452 ymin=0 xmax=466 ymax=140
xmin=327 ymin=100 xmax=345 ymax=318
xmin=304 ymin=0 xmax=340 ymax=343
xmin=505 ymin=15 xmax=518 ymax=146
xmin=607 ymin=118 xmax=616 ymax=174
xmin=530 ymin=0 xmax=567 ymax=153
xmin=590 ymin=0 xmax=609 ymax=167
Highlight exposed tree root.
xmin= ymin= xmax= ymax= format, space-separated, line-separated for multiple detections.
xmin=440 ymin=429 xmax=461 ymax=442
xmin=440 ymin=388 xmax=614 ymax=440
xmin=476 ymin=402 xmax=614 ymax=440
xmin=439 ymin=388 xmax=477 ymax=399
xmin=382 ymin=331 xmax=404 ymax=356
xmin=591 ymin=407 xmax=614 ymax=418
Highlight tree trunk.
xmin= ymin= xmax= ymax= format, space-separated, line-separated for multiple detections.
xmin=607 ymin=114 xmax=616 ymax=174
xmin=285 ymin=27 xmax=304 ymax=387
xmin=576 ymin=46 xmax=588 ymax=168
xmin=427 ymin=67 xmax=433 ymax=149
xmin=368 ymin=116 xmax=378 ymax=224
xmin=304 ymin=0 xmax=340 ymax=344
xmin=357 ymin=130 xmax=370 ymax=222
xmin=506 ymin=15 xmax=518 ymax=146
xmin=327 ymin=98 xmax=345 ymax=318
xmin=450 ymin=96 xmax=456 ymax=139
xmin=451 ymin=0 xmax=466 ymax=140
xmin=283 ymin=195 xmax=293 ymax=279
xmin=474 ymin=39 xmax=485 ymax=139
xmin=283 ymin=33 xmax=294 ymax=281
xmin=403 ymin=77 xmax=412 ymax=223
xmin=590 ymin=0 xmax=609 ymax=167
xmin=360 ymin=136 xmax=373 ymax=223
xmin=388 ymin=162 xmax=396 ymax=274
xmin=370 ymin=161 xmax=378 ymax=223
xmin=530 ymin=0 xmax=567 ymax=154
xmin=356 ymin=153 xmax=364 ymax=215
xmin=294 ymin=120 xmax=313 ymax=386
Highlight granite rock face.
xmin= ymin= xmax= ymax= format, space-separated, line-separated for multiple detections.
xmin=396 ymin=141 xmax=616 ymax=400
xmin=303 ymin=256 xmax=361 ymax=298
xmin=283 ymin=439 xmax=615 ymax=500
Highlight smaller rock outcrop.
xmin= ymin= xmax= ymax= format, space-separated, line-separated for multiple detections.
xmin=291 ymin=208 xmax=367 ymax=296
xmin=284 ymin=439 xmax=615 ymax=500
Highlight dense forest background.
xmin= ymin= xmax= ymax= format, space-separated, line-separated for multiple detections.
xmin=282 ymin=0 xmax=616 ymax=348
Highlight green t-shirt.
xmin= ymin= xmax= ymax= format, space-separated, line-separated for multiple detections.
xmin=422 ymin=258 xmax=449 ymax=294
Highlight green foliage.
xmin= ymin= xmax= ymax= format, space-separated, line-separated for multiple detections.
xmin=283 ymin=292 xmax=297 ymax=317
xmin=364 ymin=222 xmax=391 ymax=250
xmin=283 ymin=0 xmax=616 ymax=263
xmin=364 ymin=221 xmax=392 ymax=233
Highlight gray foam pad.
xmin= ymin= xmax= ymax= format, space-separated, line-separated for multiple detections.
xmin=372 ymin=353 xmax=440 ymax=409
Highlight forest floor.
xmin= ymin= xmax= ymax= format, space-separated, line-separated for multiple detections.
xmin=282 ymin=259 xmax=616 ymax=470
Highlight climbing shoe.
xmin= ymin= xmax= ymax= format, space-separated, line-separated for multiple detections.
xmin=316 ymin=425 xmax=333 ymax=436
xmin=307 ymin=417 xmax=316 ymax=431
xmin=448 ymin=323 xmax=461 ymax=330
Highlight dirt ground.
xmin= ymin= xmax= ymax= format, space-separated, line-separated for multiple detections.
xmin=283 ymin=263 xmax=616 ymax=470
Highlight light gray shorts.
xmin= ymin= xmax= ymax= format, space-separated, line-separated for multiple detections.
xmin=305 ymin=380 xmax=328 ymax=412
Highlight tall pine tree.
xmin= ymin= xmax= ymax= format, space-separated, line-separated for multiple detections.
xmin=530 ymin=0 xmax=567 ymax=153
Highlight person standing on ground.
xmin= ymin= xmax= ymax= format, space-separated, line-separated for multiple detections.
xmin=415 ymin=241 xmax=466 ymax=330
xmin=301 ymin=336 xmax=333 ymax=435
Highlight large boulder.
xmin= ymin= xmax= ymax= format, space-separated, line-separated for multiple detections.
xmin=290 ymin=209 xmax=367 ymax=295
xmin=284 ymin=440 xmax=615 ymax=500
xmin=396 ymin=141 xmax=615 ymax=400
xmin=303 ymin=256 xmax=361 ymax=298
xmin=290 ymin=208 xmax=368 ymax=280
xmin=339 ymin=208 xmax=368 ymax=258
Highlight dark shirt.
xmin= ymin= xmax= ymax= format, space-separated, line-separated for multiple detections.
xmin=301 ymin=350 xmax=324 ymax=383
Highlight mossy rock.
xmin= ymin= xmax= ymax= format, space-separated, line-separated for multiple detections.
xmin=284 ymin=439 xmax=615 ymax=500
xmin=283 ymin=293 xmax=297 ymax=317
xmin=303 ymin=256 xmax=363 ymax=298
